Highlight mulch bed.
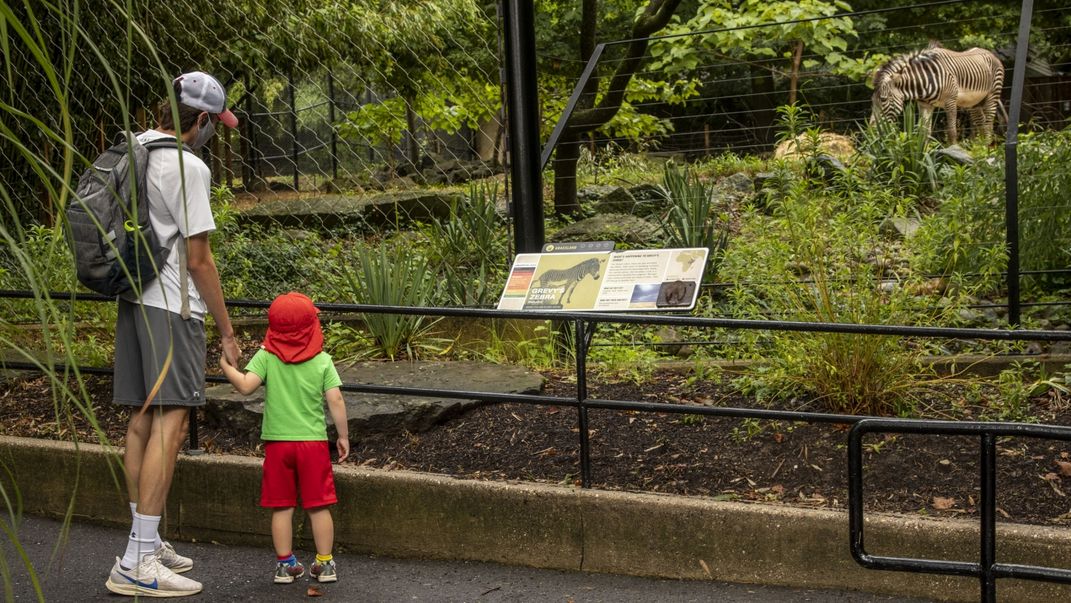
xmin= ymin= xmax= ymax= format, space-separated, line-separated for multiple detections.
xmin=3 ymin=366 xmax=1071 ymax=526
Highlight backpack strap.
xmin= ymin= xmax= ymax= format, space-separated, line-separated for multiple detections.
xmin=142 ymin=134 xmax=193 ymax=320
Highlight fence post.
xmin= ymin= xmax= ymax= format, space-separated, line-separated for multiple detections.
xmin=501 ymin=0 xmax=545 ymax=253
xmin=289 ymin=72 xmax=299 ymax=191
xmin=328 ymin=72 xmax=339 ymax=182
xmin=1004 ymin=0 xmax=1035 ymax=326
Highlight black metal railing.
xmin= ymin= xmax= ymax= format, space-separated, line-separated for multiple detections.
xmin=4 ymin=292 xmax=1071 ymax=600
xmin=849 ymin=418 xmax=1071 ymax=602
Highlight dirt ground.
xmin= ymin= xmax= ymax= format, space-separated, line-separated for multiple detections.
xmin=3 ymin=364 xmax=1071 ymax=528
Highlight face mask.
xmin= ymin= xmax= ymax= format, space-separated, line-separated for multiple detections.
xmin=189 ymin=116 xmax=216 ymax=150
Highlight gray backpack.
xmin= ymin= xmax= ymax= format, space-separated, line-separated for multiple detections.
xmin=67 ymin=134 xmax=179 ymax=298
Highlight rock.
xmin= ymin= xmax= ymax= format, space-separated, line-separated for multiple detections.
xmin=806 ymin=154 xmax=847 ymax=181
xmin=773 ymin=131 xmax=855 ymax=160
xmin=936 ymin=145 xmax=974 ymax=165
xmin=548 ymin=213 xmax=661 ymax=246
xmin=235 ymin=191 xmax=463 ymax=230
xmin=719 ymin=172 xmax=753 ymax=196
xmin=880 ymin=216 xmax=922 ymax=240
xmin=592 ymin=187 xmax=639 ymax=215
xmin=204 ymin=360 xmax=545 ymax=443
xmin=618 ymin=183 xmax=668 ymax=217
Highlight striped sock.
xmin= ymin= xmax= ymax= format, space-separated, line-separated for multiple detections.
xmin=315 ymin=553 xmax=333 ymax=563
xmin=278 ymin=553 xmax=297 ymax=566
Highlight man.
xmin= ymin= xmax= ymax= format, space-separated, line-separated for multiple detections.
xmin=105 ymin=71 xmax=241 ymax=598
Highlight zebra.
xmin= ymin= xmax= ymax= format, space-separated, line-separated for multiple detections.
xmin=871 ymin=46 xmax=1004 ymax=144
xmin=532 ymin=257 xmax=604 ymax=305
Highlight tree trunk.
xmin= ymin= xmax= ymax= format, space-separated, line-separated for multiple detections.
xmin=749 ymin=64 xmax=777 ymax=148
xmin=551 ymin=0 xmax=684 ymax=217
xmin=553 ymin=133 xmax=582 ymax=216
xmin=789 ymin=41 xmax=804 ymax=106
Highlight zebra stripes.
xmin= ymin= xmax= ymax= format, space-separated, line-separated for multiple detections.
xmin=532 ymin=257 xmax=603 ymax=305
xmin=871 ymin=47 xmax=1004 ymax=143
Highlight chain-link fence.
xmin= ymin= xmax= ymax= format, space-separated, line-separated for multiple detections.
xmin=3 ymin=0 xmax=1071 ymax=345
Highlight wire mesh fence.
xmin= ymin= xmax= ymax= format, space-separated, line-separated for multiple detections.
xmin=2 ymin=0 xmax=1070 ymax=351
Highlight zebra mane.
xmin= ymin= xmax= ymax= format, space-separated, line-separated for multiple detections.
xmin=874 ymin=49 xmax=939 ymax=87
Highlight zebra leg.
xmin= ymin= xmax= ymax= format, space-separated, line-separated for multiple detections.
xmin=919 ymin=104 xmax=934 ymax=140
xmin=982 ymin=95 xmax=999 ymax=141
xmin=968 ymin=107 xmax=986 ymax=141
xmin=944 ymin=100 xmax=959 ymax=144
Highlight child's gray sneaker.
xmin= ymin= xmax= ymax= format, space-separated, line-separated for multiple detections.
xmin=310 ymin=559 xmax=337 ymax=583
xmin=274 ymin=560 xmax=305 ymax=584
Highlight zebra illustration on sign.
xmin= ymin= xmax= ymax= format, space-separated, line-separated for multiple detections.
xmin=532 ymin=257 xmax=604 ymax=305
xmin=871 ymin=45 xmax=1004 ymax=143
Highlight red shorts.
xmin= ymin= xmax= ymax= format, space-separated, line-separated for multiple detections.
xmin=261 ymin=441 xmax=338 ymax=509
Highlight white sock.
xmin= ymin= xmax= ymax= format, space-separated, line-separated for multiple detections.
xmin=121 ymin=512 xmax=161 ymax=569
xmin=130 ymin=502 xmax=163 ymax=548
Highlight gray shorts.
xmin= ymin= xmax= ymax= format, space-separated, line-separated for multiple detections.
xmin=114 ymin=299 xmax=207 ymax=407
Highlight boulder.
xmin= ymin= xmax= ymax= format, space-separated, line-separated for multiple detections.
xmin=204 ymin=360 xmax=545 ymax=443
xmin=548 ymin=213 xmax=661 ymax=246
xmin=592 ymin=187 xmax=639 ymax=215
xmin=235 ymin=191 xmax=463 ymax=230
xmin=880 ymin=216 xmax=922 ymax=240
xmin=936 ymin=145 xmax=974 ymax=165
xmin=773 ymin=131 xmax=855 ymax=161
xmin=626 ymin=183 xmax=669 ymax=217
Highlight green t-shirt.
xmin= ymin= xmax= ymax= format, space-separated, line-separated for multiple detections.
xmin=245 ymin=349 xmax=343 ymax=441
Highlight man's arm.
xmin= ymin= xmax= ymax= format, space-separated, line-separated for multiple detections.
xmin=186 ymin=232 xmax=240 ymax=365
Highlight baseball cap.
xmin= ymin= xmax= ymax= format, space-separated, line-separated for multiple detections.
xmin=173 ymin=71 xmax=239 ymax=128
xmin=262 ymin=292 xmax=324 ymax=364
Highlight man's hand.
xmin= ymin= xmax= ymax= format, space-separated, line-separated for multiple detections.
xmin=336 ymin=438 xmax=350 ymax=463
xmin=221 ymin=334 xmax=241 ymax=367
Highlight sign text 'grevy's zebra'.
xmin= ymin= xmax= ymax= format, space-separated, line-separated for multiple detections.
xmin=871 ymin=46 xmax=1004 ymax=144
xmin=531 ymin=257 xmax=604 ymax=305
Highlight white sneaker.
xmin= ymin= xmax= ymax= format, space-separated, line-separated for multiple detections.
xmin=105 ymin=555 xmax=202 ymax=597
xmin=155 ymin=542 xmax=194 ymax=573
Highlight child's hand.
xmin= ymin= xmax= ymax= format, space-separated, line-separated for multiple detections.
xmin=336 ymin=438 xmax=350 ymax=463
xmin=219 ymin=354 xmax=230 ymax=369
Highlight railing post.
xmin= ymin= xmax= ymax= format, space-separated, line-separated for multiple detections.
xmin=980 ymin=432 xmax=997 ymax=602
xmin=575 ymin=318 xmax=592 ymax=487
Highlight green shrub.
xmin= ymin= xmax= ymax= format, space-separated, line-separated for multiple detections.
xmin=420 ymin=183 xmax=509 ymax=306
xmin=332 ymin=246 xmax=444 ymax=360
xmin=857 ymin=103 xmax=941 ymax=200
xmin=720 ymin=184 xmax=958 ymax=416
xmin=908 ymin=129 xmax=1071 ymax=293
xmin=657 ymin=161 xmax=730 ymax=280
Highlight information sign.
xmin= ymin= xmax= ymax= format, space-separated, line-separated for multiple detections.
xmin=497 ymin=247 xmax=708 ymax=312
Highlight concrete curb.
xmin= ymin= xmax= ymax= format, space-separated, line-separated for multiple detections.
xmin=3 ymin=435 xmax=1070 ymax=601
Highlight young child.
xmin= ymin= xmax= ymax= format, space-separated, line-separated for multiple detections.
xmin=220 ymin=291 xmax=349 ymax=585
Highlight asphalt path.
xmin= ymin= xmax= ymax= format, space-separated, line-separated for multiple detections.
xmin=3 ymin=514 xmax=933 ymax=602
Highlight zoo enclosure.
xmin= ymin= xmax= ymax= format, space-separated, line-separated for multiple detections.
xmin=3 ymin=293 xmax=1071 ymax=602
xmin=539 ymin=0 xmax=1071 ymax=326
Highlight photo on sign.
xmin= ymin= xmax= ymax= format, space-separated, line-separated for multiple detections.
xmin=524 ymin=254 xmax=607 ymax=310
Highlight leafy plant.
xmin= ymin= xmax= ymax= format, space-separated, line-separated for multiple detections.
xmin=476 ymin=322 xmax=571 ymax=370
xmin=719 ymin=179 xmax=961 ymax=416
xmin=858 ymin=103 xmax=942 ymax=199
xmin=658 ymin=162 xmax=730 ymax=280
xmin=333 ymin=246 xmax=444 ymax=360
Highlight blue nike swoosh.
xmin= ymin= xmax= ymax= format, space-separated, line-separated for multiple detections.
xmin=118 ymin=570 xmax=158 ymax=589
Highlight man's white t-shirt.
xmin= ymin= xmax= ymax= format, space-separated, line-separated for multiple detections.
xmin=121 ymin=130 xmax=216 ymax=320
